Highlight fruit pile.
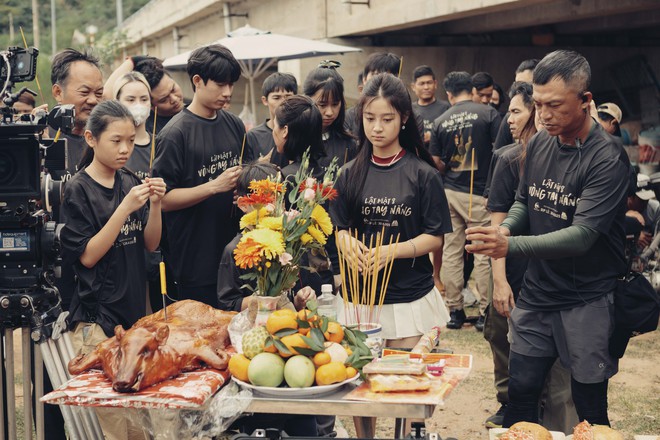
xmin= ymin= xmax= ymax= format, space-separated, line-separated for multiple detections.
xmin=229 ymin=307 xmax=373 ymax=388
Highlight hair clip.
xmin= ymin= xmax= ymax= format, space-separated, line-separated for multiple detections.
xmin=318 ymin=60 xmax=341 ymax=69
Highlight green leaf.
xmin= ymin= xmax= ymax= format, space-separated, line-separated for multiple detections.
xmin=300 ymin=335 xmax=325 ymax=352
xmin=320 ymin=317 xmax=329 ymax=333
xmin=294 ymin=347 xmax=320 ymax=357
xmin=239 ymin=272 xmax=258 ymax=281
xmin=297 ymin=319 xmax=310 ymax=328
xmin=264 ymin=337 xmax=274 ymax=348
xmin=306 ymin=298 xmax=318 ymax=312
xmin=273 ymin=339 xmax=290 ymax=354
xmin=274 ymin=328 xmax=299 ymax=337
xmin=310 ymin=328 xmax=325 ymax=347
xmin=344 ymin=328 xmax=358 ymax=345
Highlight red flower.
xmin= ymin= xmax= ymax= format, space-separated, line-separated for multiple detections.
xmin=298 ymin=182 xmax=338 ymax=201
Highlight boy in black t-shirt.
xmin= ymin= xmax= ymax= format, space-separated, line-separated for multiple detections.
xmin=246 ymin=72 xmax=297 ymax=169
xmin=410 ymin=65 xmax=450 ymax=150
xmin=153 ymin=44 xmax=249 ymax=307
xmin=466 ymin=50 xmax=629 ymax=429
xmin=430 ymin=71 xmax=501 ymax=330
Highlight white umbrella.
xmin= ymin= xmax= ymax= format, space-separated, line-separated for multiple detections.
xmin=163 ymin=25 xmax=361 ymax=117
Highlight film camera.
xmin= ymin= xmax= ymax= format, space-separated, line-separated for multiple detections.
xmin=0 ymin=46 xmax=73 ymax=334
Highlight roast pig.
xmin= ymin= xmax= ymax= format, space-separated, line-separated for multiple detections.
xmin=68 ymin=300 xmax=237 ymax=392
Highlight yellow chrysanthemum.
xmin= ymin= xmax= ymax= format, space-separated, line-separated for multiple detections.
xmin=258 ymin=216 xmax=283 ymax=231
xmin=307 ymin=225 xmax=327 ymax=245
xmin=311 ymin=205 xmax=333 ymax=236
xmin=239 ymin=207 xmax=269 ymax=229
xmin=300 ymin=233 xmax=313 ymax=245
xmin=243 ymin=228 xmax=285 ymax=260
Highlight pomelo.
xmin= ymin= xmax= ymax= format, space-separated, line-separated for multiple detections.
xmin=284 ymin=355 xmax=316 ymax=388
xmin=248 ymin=352 xmax=285 ymax=387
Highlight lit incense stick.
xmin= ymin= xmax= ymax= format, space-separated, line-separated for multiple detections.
xmin=19 ymin=27 xmax=45 ymax=105
xmin=397 ymin=56 xmax=404 ymax=78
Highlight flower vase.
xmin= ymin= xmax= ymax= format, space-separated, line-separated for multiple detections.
xmin=254 ymin=295 xmax=279 ymax=326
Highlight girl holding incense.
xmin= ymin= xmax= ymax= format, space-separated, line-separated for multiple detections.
xmin=330 ymin=73 xmax=451 ymax=348
xmin=61 ymin=101 xmax=166 ymax=439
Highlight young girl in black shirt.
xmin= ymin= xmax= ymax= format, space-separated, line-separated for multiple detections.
xmin=331 ymin=73 xmax=451 ymax=348
xmin=303 ymin=63 xmax=357 ymax=170
xmin=62 ymin=100 xmax=166 ymax=344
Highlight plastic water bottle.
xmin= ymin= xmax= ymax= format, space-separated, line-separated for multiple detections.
xmin=317 ymin=284 xmax=337 ymax=320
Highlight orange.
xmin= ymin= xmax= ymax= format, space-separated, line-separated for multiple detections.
xmin=228 ymin=354 xmax=251 ymax=382
xmin=279 ymin=333 xmax=310 ymax=358
xmin=346 ymin=366 xmax=358 ymax=378
xmin=297 ymin=309 xmax=318 ymax=323
xmin=315 ymin=361 xmax=348 ymax=386
xmin=313 ymin=351 xmax=332 ymax=367
xmin=323 ymin=321 xmax=345 ymax=344
xmin=266 ymin=309 xmax=298 ymax=335
xmin=298 ymin=326 xmax=311 ymax=336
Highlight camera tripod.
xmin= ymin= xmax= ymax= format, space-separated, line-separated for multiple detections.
xmin=0 ymin=287 xmax=102 ymax=440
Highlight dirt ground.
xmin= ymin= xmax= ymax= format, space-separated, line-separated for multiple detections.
xmin=8 ymin=322 xmax=660 ymax=440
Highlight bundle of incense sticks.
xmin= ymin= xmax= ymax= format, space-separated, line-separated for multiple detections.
xmin=335 ymin=227 xmax=400 ymax=326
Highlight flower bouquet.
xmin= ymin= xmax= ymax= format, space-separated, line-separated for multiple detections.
xmin=233 ymin=151 xmax=339 ymax=299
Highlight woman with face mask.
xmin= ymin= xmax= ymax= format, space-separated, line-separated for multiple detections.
xmin=114 ymin=72 xmax=154 ymax=180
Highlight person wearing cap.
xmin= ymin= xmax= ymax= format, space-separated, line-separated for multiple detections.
xmin=627 ymin=173 xmax=660 ymax=250
xmin=597 ymin=102 xmax=623 ymax=137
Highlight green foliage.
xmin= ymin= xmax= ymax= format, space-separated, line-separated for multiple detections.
xmin=0 ymin=0 xmax=149 ymax=106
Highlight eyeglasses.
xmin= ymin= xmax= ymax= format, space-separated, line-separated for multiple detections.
xmin=318 ymin=60 xmax=341 ymax=69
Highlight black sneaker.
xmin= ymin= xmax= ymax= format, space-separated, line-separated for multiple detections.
xmin=485 ymin=404 xmax=508 ymax=428
xmin=475 ymin=314 xmax=485 ymax=332
xmin=446 ymin=309 xmax=466 ymax=329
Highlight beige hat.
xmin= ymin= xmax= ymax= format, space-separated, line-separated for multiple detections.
xmin=597 ymin=103 xmax=622 ymax=123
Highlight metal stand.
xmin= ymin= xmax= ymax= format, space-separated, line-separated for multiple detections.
xmin=0 ymin=291 xmax=103 ymax=440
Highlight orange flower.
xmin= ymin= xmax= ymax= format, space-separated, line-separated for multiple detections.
xmin=237 ymin=192 xmax=276 ymax=210
xmin=233 ymin=237 xmax=263 ymax=269
xmin=249 ymin=179 xmax=284 ymax=195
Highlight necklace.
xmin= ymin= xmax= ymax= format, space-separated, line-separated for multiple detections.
xmin=371 ymin=149 xmax=405 ymax=166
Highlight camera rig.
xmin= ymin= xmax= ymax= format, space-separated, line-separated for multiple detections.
xmin=1 ymin=45 xmax=102 ymax=440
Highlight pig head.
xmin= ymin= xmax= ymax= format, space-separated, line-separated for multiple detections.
xmin=68 ymin=300 xmax=236 ymax=392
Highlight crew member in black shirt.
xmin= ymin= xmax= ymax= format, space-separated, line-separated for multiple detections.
xmin=467 ymin=50 xmax=629 ymax=428
xmin=430 ymin=71 xmax=501 ymax=330
xmin=153 ymin=44 xmax=248 ymax=307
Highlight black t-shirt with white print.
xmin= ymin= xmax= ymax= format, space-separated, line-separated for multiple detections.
xmin=330 ymin=153 xmax=452 ymax=304
xmin=246 ymin=119 xmax=288 ymax=168
xmin=412 ymin=99 xmax=450 ymax=149
xmin=486 ymin=143 xmax=527 ymax=297
xmin=318 ymin=131 xmax=357 ymax=171
xmin=61 ymin=169 xmax=148 ymax=336
xmin=430 ymin=100 xmax=501 ymax=195
xmin=515 ymin=123 xmax=629 ymax=311
xmin=153 ymin=108 xmax=247 ymax=290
